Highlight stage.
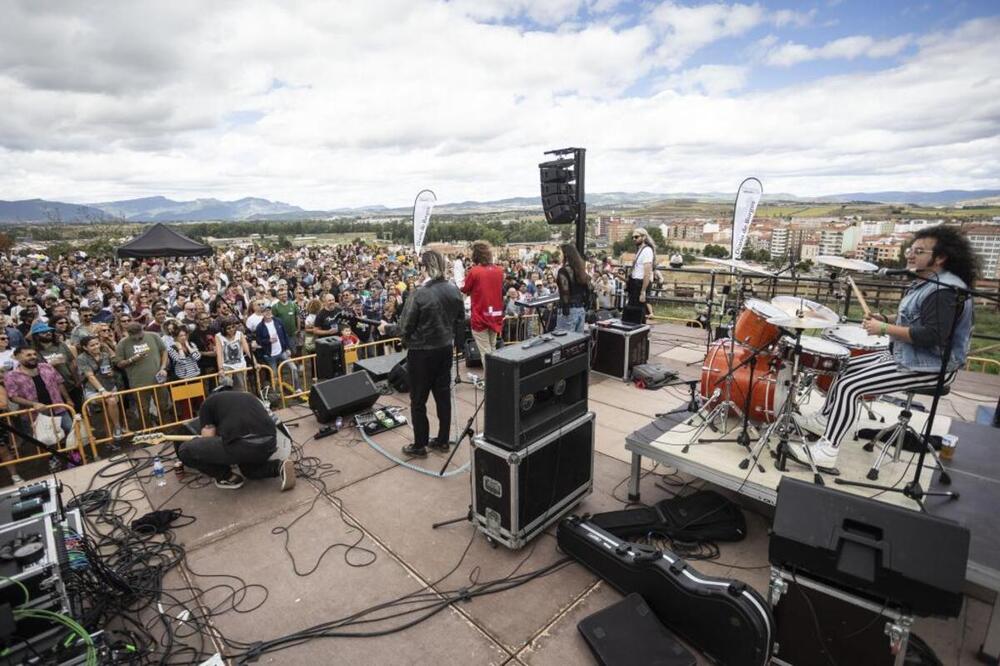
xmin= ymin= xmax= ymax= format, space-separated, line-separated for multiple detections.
xmin=33 ymin=322 xmax=1000 ymax=664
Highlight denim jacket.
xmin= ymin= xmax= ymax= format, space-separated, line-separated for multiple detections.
xmin=892 ymin=270 xmax=973 ymax=372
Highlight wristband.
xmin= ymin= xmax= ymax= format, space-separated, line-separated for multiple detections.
xmin=879 ymin=322 xmax=888 ymax=336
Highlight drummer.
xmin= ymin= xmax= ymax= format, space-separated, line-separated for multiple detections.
xmin=791 ymin=226 xmax=976 ymax=472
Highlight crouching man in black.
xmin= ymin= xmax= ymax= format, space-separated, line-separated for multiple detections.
xmin=177 ymin=387 xmax=295 ymax=490
xmin=379 ymin=250 xmax=465 ymax=459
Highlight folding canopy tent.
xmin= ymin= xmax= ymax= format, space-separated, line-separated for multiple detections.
xmin=116 ymin=223 xmax=213 ymax=258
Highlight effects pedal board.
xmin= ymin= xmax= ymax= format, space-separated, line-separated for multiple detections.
xmin=355 ymin=405 xmax=408 ymax=436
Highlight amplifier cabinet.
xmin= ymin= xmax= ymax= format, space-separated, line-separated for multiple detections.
xmin=472 ymin=412 xmax=594 ymax=549
xmin=484 ymin=332 xmax=590 ymax=450
xmin=769 ymin=567 xmax=912 ymax=666
xmin=592 ymin=323 xmax=650 ymax=381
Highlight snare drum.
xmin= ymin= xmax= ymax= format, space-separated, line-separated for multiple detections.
xmin=700 ymin=339 xmax=788 ymax=423
xmin=779 ymin=335 xmax=850 ymax=375
xmin=816 ymin=325 xmax=890 ymax=393
xmin=733 ymin=299 xmax=786 ymax=351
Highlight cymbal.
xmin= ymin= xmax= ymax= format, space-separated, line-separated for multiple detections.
xmin=702 ymin=257 xmax=774 ymax=276
xmin=771 ymin=296 xmax=839 ymax=323
xmin=815 ymin=255 xmax=878 ymax=272
xmin=767 ymin=315 xmax=837 ymax=330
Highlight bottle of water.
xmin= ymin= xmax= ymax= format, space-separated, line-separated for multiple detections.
xmin=152 ymin=457 xmax=167 ymax=487
xmin=334 ymin=416 xmax=343 ymax=430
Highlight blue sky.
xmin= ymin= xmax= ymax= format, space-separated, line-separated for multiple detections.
xmin=1 ymin=0 xmax=998 ymax=206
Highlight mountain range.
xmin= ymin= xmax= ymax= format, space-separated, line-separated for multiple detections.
xmin=1 ymin=189 xmax=998 ymax=223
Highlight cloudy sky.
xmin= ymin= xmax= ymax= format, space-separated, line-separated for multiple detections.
xmin=1 ymin=0 xmax=998 ymax=208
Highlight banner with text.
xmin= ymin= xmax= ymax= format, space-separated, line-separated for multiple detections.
xmin=412 ymin=189 xmax=437 ymax=253
xmin=731 ymin=177 xmax=762 ymax=260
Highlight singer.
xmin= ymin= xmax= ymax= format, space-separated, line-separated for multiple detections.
xmin=791 ymin=226 xmax=976 ymax=472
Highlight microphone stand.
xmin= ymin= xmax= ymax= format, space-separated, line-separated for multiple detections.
xmin=835 ymin=272 xmax=999 ymax=507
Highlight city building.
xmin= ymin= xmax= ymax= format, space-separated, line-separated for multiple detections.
xmin=800 ymin=243 xmax=820 ymax=260
xmin=855 ymin=237 xmax=904 ymax=265
xmin=859 ymin=220 xmax=895 ymax=238
xmin=819 ymin=224 xmax=860 ymax=257
xmin=967 ymin=225 xmax=1000 ymax=280
xmin=894 ymin=219 xmax=943 ymax=235
xmin=606 ymin=219 xmax=635 ymax=244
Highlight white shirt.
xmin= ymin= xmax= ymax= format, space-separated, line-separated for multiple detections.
xmin=264 ymin=320 xmax=281 ymax=356
xmin=452 ymin=259 xmax=465 ymax=289
xmin=631 ymin=246 xmax=654 ymax=280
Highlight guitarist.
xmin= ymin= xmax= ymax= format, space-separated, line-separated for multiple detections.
xmin=177 ymin=387 xmax=295 ymax=491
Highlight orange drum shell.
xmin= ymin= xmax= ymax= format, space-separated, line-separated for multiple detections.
xmin=733 ymin=307 xmax=781 ymax=351
xmin=700 ymin=340 xmax=782 ymax=423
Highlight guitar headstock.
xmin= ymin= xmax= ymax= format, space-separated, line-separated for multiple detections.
xmin=132 ymin=432 xmax=167 ymax=446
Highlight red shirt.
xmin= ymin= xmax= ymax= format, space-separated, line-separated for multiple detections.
xmin=462 ymin=264 xmax=505 ymax=333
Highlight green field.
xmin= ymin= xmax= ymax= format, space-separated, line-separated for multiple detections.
xmin=631 ymin=200 xmax=1000 ymax=221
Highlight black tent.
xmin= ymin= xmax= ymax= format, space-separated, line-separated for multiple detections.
xmin=116 ymin=223 xmax=213 ymax=258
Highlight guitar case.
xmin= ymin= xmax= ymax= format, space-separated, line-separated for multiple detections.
xmin=558 ymin=516 xmax=773 ymax=666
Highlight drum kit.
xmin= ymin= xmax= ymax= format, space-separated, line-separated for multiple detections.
xmin=691 ymin=255 xmax=888 ymax=483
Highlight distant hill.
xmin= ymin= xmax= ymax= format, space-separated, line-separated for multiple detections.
xmin=3 ymin=189 xmax=998 ymax=223
xmin=90 ymin=196 xmax=304 ymax=221
xmin=814 ymin=190 xmax=1000 ymax=206
xmin=0 ymin=199 xmax=110 ymax=223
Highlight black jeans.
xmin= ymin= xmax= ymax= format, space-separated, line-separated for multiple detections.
xmin=624 ymin=277 xmax=647 ymax=324
xmin=177 ymin=435 xmax=278 ymax=481
xmin=406 ymin=345 xmax=453 ymax=448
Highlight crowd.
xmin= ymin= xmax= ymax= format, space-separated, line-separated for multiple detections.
xmin=0 ymin=239 xmax=642 ymax=481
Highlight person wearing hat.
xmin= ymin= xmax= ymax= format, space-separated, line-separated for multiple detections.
xmin=30 ymin=322 xmax=81 ymax=409
xmin=254 ymin=305 xmax=300 ymax=392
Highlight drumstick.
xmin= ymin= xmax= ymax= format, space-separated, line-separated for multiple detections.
xmin=846 ymin=275 xmax=871 ymax=317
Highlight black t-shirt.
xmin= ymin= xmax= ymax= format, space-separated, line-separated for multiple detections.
xmin=314 ymin=308 xmax=340 ymax=336
xmin=33 ymin=374 xmax=54 ymax=405
xmin=198 ymin=391 xmax=276 ymax=445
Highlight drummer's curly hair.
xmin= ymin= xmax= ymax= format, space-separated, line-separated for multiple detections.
xmin=913 ymin=226 xmax=978 ymax=286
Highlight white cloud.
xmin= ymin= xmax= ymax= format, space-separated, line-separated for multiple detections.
xmin=764 ymin=34 xmax=912 ymax=66
xmin=0 ymin=4 xmax=998 ymax=207
xmin=771 ymin=8 xmax=815 ymax=27
xmin=649 ymin=2 xmax=766 ymax=68
xmin=659 ymin=64 xmax=749 ymax=95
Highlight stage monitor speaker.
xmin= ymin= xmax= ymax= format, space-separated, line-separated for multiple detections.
xmin=769 ymin=477 xmax=969 ymax=618
xmin=484 ymin=332 xmax=589 ymax=450
xmin=309 ymin=372 xmax=378 ymax=424
xmin=464 ymin=338 xmax=482 ymax=368
xmin=315 ymin=336 xmax=345 ymax=381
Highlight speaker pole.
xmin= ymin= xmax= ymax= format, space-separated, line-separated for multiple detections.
xmin=574 ymin=147 xmax=586 ymax=256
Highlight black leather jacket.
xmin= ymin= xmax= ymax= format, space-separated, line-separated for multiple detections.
xmin=390 ymin=278 xmax=465 ymax=350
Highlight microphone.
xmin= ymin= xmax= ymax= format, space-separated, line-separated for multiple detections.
xmin=877 ymin=267 xmax=916 ymax=277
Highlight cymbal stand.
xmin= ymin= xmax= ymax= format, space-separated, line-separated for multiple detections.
xmin=742 ymin=329 xmax=825 ymax=485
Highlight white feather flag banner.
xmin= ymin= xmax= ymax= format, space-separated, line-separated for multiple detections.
xmin=731 ymin=177 xmax=762 ymax=260
xmin=412 ymin=189 xmax=437 ymax=253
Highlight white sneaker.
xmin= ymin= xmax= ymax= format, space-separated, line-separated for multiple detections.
xmin=10 ymin=474 xmax=24 ymax=484
xmin=785 ymin=440 xmax=839 ymax=471
xmin=280 ymin=459 xmax=296 ymax=492
xmin=794 ymin=411 xmax=828 ymax=438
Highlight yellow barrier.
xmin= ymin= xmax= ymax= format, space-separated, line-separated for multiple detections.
xmin=0 ymin=404 xmax=88 ymax=470
xmin=81 ymin=365 xmax=274 ymax=451
xmin=965 ymin=356 xmax=1000 ymax=375
xmin=277 ymin=338 xmax=402 ymax=407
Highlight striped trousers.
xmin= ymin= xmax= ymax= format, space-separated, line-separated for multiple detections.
xmin=819 ymin=352 xmax=953 ymax=449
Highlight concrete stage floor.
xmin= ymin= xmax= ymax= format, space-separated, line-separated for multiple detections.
xmin=36 ymin=323 xmax=1000 ymax=664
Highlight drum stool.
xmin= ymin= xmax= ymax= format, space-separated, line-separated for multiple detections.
xmin=863 ymin=386 xmax=952 ymax=482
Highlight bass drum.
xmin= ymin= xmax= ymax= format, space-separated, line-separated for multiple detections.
xmin=700 ymin=340 xmax=788 ymax=423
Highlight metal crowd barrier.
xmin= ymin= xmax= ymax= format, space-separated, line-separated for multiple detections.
xmin=277 ymin=338 xmax=402 ymax=408
xmin=966 ymin=357 xmax=1000 ymax=375
xmin=0 ymin=404 xmax=89 ymax=470
xmin=81 ymin=365 xmax=274 ymax=451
